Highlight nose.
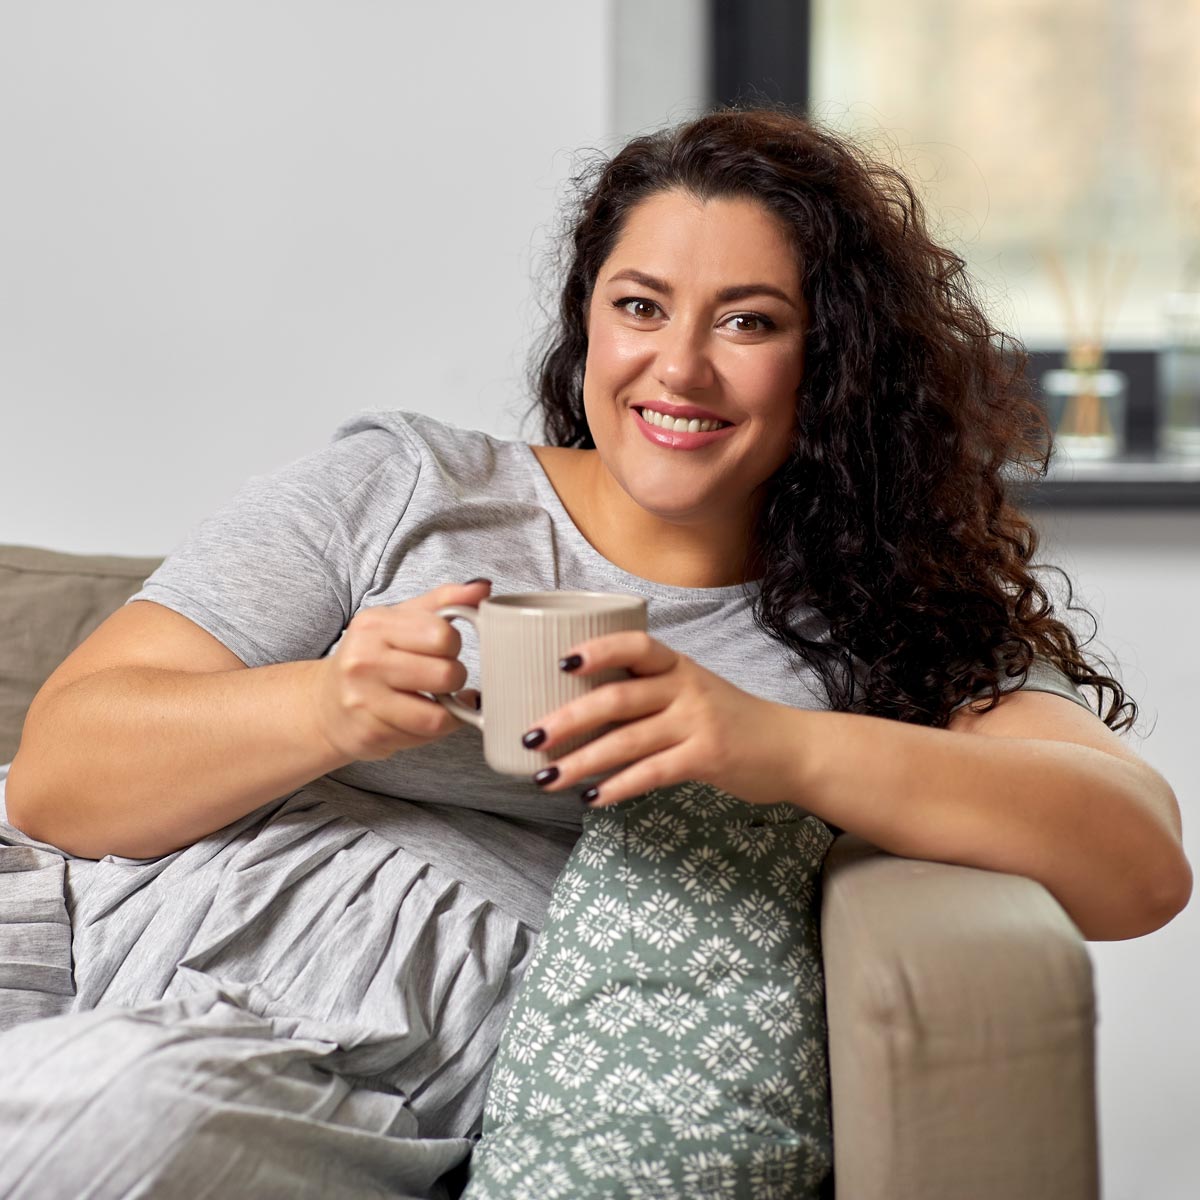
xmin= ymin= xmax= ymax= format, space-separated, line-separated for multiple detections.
xmin=653 ymin=316 xmax=715 ymax=393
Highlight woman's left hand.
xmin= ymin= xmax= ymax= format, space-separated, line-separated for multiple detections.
xmin=521 ymin=630 xmax=803 ymax=808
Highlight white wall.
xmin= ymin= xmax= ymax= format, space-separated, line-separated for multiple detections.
xmin=0 ymin=0 xmax=612 ymax=556
xmin=1 ymin=3 xmax=1196 ymax=1195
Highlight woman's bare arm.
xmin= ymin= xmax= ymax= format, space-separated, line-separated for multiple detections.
xmin=6 ymin=583 xmax=489 ymax=860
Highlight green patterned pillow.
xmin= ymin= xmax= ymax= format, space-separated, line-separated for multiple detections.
xmin=462 ymin=781 xmax=836 ymax=1200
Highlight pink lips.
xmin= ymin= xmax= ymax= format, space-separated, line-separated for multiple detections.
xmin=632 ymin=405 xmax=738 ymax=450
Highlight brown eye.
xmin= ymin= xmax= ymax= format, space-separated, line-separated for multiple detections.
xmin=616 ymin=298 xmax=661 ymax=321
xmin=726 ymin=313 xmax=772 ymax=333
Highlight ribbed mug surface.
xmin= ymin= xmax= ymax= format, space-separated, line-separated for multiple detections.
xmin=436 ymin=591 xmax=647 ymax=777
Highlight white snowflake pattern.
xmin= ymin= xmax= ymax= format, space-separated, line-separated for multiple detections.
xmin=681 ymin=1148 xmax=740 ymax=1197
xmin=576 ymin=892 xmax=629 ymax=952
xmin=593 ymin=1061 xmax=655 ymax=1113
xmin=505 ymin=1008 xmax=556 ymax=1065
xmin=525 ymin=1090 xmax=565 ymax=1118
xmin=545 ymin=870 xmax=589 ymax=921
xmin=519 ymin=1157 xmax=576 ymax=1200
xmin=583 ymin=980 xmax=645 ymax=1037
xmin=652 ymin=1064 xmax=721 ymax=1118
xmin=782 ymin=944 xmax=825 ymax=1004
xmin=546 ymin=1031 xmax=607 ymax=1089
xmin=696 ymin=1022 xmax=762 ymax=1081
xmin=541 ymin=946 xmax=592 ymax=1005
xmin=796 ymin=817 xmax=836 ymax=868
xmin=743 ymin=981 xmax=802 ymax=1039
xmin=767 ymin=853 xmax=818 ymax=910
xmin=724 ymin=822 xmax=778 ymax=862
xmin=577 ymin=820 xmax=624 ymax=867
xmin=568 ymin=1127 xmax=636 ymax=1178
xmin=630 ymin=890 xmax=697 ymax=952
xmin=746 ymin=1141 xmax=804 ymax=1199
xmin=625 ymin=1156 xmax=676 ymax=1199
xmin=672 ymin=845 xmax=738 ymax=904
xmin=673 ymin=781 xmax=738 ymax=817
xmin=661 ymin=1112 xmax=726 ymax=1142
xmin=731 ymin=890 xmax=786 ymax=949
xmin=790 ymin=1034 xmax=831 ymax=1101
xmin=648 ymin=982 xmax=707 ymax=1041
xmin=748 ymin=1073 xmax=805 ymax=1126
xmin=685 ymin=936 xmax=751 ymax=998
xmin=627 ymin=809 xmax=688 ymax=861
xmin=630 ymin=1034 xmax=664 ymax=1070
xmin=482 ymin=1064 xmax=521 ymax=1122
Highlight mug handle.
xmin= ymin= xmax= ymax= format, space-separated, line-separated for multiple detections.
xmin=433 ymin=605 xmax=484 ymax=730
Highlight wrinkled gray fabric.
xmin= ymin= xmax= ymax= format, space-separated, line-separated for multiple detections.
xmin=0 ymin=766 xmax=548 ymax=1198
xmin=0 ymin=410 xmax=1094 ymax=1197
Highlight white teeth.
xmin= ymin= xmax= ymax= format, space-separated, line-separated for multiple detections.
xmin=637 ymin=408 xmax=730 ymax=434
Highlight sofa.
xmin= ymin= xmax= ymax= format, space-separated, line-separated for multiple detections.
xmin=0 ymin=542 xmax=1100 ymax=1199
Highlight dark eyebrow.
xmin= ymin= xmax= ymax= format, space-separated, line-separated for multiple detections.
xmin=604 ymin=268 xmax=797 ymax=310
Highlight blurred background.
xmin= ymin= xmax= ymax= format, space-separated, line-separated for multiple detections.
xmin=1 ymin=2 xmax=1196 ymax=1194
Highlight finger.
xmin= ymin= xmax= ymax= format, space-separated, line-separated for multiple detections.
xmin=529 ymin=699 xmax=678 ymax=795
xmin=556 ymin=631 xmax=676 ymax=679
xmin=525 ymin=675 xmax=674 ymax=757
xmin=578 ymin=744 xmax=692 ymax=809
xmin=412 ymin=579 xmax=493 ymax=611
xmin=359 ymin=645 xmax=467 ymax=696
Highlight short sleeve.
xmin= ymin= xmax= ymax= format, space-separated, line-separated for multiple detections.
xmin=125 ymin=422 xmax=421 ymax=668
xmin=950 ymin=656 xmax=1092 ymax=715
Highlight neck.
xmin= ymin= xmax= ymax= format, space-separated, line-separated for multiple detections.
xmin=567 ymin=449 xmax=763 ymax=589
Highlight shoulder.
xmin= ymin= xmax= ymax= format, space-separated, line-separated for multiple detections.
xmin=332 ymin=408 xmax=516 ymax=480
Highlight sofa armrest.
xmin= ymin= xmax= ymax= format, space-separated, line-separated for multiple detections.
xmin=820 ymin=834 xmax=1099 ymax=1200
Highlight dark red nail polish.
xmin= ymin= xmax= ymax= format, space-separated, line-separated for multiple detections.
xmin=559 ymin=654 xmax=583 ymax=672
xmin=533 ymin=766 xmax=559 ymax=787
xmin=581 ymin=787 xmax=600 ymax=804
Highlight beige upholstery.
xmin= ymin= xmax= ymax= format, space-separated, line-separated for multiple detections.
xmin=822 ymin=836 xmax=1099 ymax=1199
xmin=0 ymin=544 xmax=1100 ymax=1199
xmin=0 ymin=544 xmax=163 ymax=763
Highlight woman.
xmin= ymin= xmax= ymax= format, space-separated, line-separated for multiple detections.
xmin=0 ymin=106 xmax=1189 ymax=1199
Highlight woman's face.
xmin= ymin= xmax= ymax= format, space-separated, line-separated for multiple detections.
xmin=582 ymin=188 xmax=806 ymax=531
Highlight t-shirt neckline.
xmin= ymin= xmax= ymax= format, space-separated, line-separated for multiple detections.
xmin=517 ymin=440 xmax=762 ymax=602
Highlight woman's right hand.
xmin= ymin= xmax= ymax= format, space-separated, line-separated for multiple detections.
xmin=310 ymin=579 xmax=490 ymax=762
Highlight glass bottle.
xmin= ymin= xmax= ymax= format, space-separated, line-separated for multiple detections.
xmin=1040 ymin=341 xmax=1127 ymax=462
xmin=1159 ymin=292 xmax=1200 ymax=460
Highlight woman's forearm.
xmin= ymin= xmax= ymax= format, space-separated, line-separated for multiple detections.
xmin=6 ymin=661 xmax=352 ymax=861
xmin=777 ymin=708 xmax=1190 ymax=942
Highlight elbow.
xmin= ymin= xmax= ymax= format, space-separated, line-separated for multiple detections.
xmin=1151 ymin=849 xmax=1193 ymax=932
xmin=3 ymin=751 xmax=41 ymax=840
xmin=4 ymin=752 xmax=101 ymax=860
xmin=1087 ymin=848 xmax=1194 ymax=942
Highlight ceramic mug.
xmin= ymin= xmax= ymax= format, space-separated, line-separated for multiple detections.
xmin=433 ymin=590 xmax=648 ymax=777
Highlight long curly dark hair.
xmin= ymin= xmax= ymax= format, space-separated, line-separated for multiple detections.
xmin=518 ymin=106 xmax=1137 ymax=733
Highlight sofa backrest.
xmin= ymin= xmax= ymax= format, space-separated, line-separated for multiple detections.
xmin=0 ymin=545 xmax=164 ymax=764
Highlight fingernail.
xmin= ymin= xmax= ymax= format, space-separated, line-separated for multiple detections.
xmin=580 ymin=787 xmax=600 ymax=805
xmin=522 ymin=727 xmax=546 ymax=749
xmin=533 ymin=766 xmax=559 ymax=787
xmin=475 ymin=693 xmax=482 ymax=711
xmin=559 ymin=654 xmax=583 ymax=672
xmin=464 ymin=577 xmax=491 ymax=586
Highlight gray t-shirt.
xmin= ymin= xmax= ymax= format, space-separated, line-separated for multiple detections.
xmin=126 ymin=409 xmax=1091 ymax=911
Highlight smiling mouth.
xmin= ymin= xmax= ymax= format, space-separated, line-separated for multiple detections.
xmin=633 ymin=406 xmax=732 ymax=433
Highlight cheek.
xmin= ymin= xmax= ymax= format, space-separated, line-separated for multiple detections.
xmin=734 ymin=346 xmax=804 ymax=404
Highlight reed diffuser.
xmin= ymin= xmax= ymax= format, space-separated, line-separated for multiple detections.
xmin=1040 ymin=245 xmax=1135 ymax=461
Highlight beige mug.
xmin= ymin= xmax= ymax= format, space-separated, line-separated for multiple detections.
xmin=433 ymin=590 xmax=648 ymax=777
